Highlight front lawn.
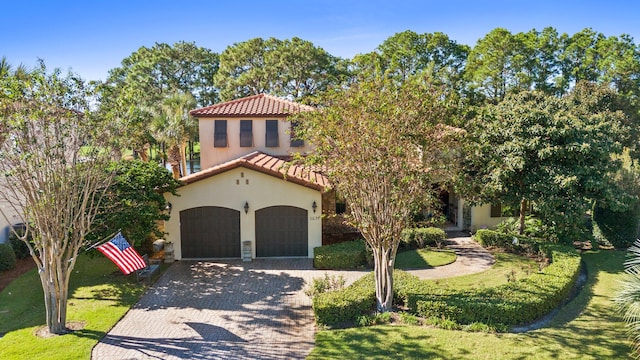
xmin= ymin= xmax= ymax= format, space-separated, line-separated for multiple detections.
xmin=394 ymin=249 xmax=456 ymax=269
xmin=309 ymin=250 xmax=632 ymax=359
xmin=432 ymin=252 xmax=538 ymax=289
xmin=0 ymin=255 xmax=159 ymax=359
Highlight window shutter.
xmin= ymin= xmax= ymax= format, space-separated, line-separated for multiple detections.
xmin=240 ymin=120 xmax=253 ymax=147
xmin=214 ymin=120 xmax=227 ymax=147
xmin=266 ymin=120 xmax=279 ymax=147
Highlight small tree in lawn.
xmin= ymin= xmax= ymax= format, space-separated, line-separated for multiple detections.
xmin=0 ymin=63 xmax=115 ymax=334
xmin=296 ymin=75 xmax=462 ymax=312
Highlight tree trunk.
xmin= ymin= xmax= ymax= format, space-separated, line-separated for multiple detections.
xmin=136 ymin=143 xmax=150 ymax=162
xmin=168 ymin=144 xmax=182 ymax=179
xmin=179 ymin=142 xmax=188 ymax=177
xmin=519 ymin=198 xmax=527 ymax=235
xmin=38 ymin=259 xmax=70 ymax=334
xmin=372 ymin=245 xmax=394 ymax=312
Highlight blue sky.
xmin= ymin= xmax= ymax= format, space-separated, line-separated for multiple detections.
xmin=1 ymin=0 xmax=639 ymax=82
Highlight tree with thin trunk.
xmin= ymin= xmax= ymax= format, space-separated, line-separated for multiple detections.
xmin=0 ymin=63 xmax=114 ymax=334
xmin=149 ymin=92 xmax=197 ymax=179
xmin=296 ymin=75 xmax=462 ymax=312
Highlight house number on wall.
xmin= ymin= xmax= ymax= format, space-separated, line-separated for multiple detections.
xmin=310 ymin=215 xmax=321 ymax=221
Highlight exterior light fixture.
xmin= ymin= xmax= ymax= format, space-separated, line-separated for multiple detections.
xmin=166 ymin=202 xmax=172 ymax=214
xmin=244 ymin=201 xmax=250 ymax=214
xmin=312 ymin=200 xmax=318 ymax=213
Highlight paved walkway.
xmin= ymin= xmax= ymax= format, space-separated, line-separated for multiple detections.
xmin=405 ymin=232 xmax=495 ymax=280
xmin=92 ymin=234 xmax=493 ymax=360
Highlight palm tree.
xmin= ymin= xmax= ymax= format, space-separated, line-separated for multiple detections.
xmin=615 ymin=239 xmax=640 ymax=359
xmin=150 ymin=92 xmax=197 ymax=179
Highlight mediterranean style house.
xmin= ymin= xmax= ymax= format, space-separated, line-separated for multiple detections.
xmin=163 ymin=94 xmax=328 ymax=260
xmin=162 ymin=94 xmax=509 ymax=260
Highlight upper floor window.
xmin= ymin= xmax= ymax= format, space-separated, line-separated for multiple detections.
xmin=214 ymin=120 xmax=227 ymax=147
xmin=240 ymin=120 xmax=253 ymax=147
xmin=266 ymin=120 xmax=279 ymax=147
xmin=290 ymin=121 xmax=304 ymax=147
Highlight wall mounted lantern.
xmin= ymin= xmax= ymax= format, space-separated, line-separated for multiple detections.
xmin=312 ymin=200 xmax=318 ymax=213
xmin=244 ymin=201 xmax=250 ymax=214
xmin=166 ymin=202 xmax=172 ymax=215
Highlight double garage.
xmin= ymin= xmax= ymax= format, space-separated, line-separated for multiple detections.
xmin=179 ymin=205 xmax=308 ymax=258
xmin=163 ymin=153 xmax=325 ymax=260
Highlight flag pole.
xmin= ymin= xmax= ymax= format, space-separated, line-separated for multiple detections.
xmin=84 ymin=229 xmax=122 ymax=252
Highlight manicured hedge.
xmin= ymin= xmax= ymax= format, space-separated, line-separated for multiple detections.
xmin=313 ymin=239 xmax=367 ymax=269
xmin=474 ymin=229 xmax=539 ymax=254
xmin=401 ymin=227 xmax=446 ymax=248
xmin=312 ymin=241 xmax=581 ymax=329
xmin=398 ymin=243 xmax=580 ymax=327
xmin=312 ymin=273 xmax=376 ymax=326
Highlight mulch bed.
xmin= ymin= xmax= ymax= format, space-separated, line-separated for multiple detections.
xmin=0 ymin=257 xmax=36 ymax=293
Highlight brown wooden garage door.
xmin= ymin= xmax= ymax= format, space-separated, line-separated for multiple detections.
xmin=255 ymin=206 xmax=308 ymax=257
xmin=180 ymin=206 xmax=240 ymax=258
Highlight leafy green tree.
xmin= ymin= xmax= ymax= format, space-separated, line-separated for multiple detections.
xmin=98 ymin=41 xmax=218 ymax=159
xmin=352 ymin=30 xmax=469 ymax=90
xmin=88 ymin=160 xmax=181 ymax=254
xmin=466 ymin=82 xmax=626 ymax=242
xmin=149 ymin=92 xmax=197 ymax=178
xmin=515 ymin=27 xmax=563 ymax=95
xmin=215 ymin=37 xmax=345 ymax=101
xmin=465 ymin=28 xmax=530 ymax=103
xmin=296 ymin=76 xmax=463 ymax=312
xmin=558 ymin=28 xmax=604 ymax=91
xmin=0 ymin=62 xmax=115 ymax=334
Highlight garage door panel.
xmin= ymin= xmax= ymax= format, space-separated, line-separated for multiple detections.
xmin=180 ymin=206 xmax=240 ymax=258
xmin=256 ymin=206 xmax=308 ymax=257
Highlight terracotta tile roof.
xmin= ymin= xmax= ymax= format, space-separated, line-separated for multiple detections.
xmin=180 ymin=151 xmax=330 ymax=191
xmin=190 ymin=94 xmax=315 ymax=118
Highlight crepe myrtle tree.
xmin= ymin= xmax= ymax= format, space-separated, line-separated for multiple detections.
xmin=0 ymin=63 xmax=115 ymax=334
xmin=296 ymin=75 xmax=463 ymax=312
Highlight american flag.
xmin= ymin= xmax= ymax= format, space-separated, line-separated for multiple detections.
xmin=97 ymin=233 xmax=146 ymax=275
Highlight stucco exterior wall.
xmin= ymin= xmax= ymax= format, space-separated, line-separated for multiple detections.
xmin=164 ymin=166 xmax=322 ymax=259
xmin=199 ymin=117 xmax=312 ymax=169
xmin=470 ymin=203 xmax=509 ymax=232
xmin=0 ymin=179 xmax=21 ymax=244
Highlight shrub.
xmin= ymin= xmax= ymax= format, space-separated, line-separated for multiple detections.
xmin=304 ymin=273 xmax=346 ymax=298
xmin=0 ymin=243 xmax=17 ymax=271
xmin=495 ymin=216 xmax=553 ymax=240
xmin=313 ymin=239 xmax=367 ymax=269
xmin=399 ymin=312 xmax=421 ymax=325
xmin=474 ymin=229 xmax=538 ymax=254
xmin=401 ymin=227 xmax=446 ymax=249
xmin=312 ymin=273 xmax=376 ymax=326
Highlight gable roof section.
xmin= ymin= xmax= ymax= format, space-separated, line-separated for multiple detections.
xmin=190 ymin=94 xmax=315 ymax=118
xmin=180 ymin=151 xmax=329 ymax=191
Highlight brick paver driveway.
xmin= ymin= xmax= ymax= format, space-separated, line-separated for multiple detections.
xmin=92 ymin=259 xmax=367 ymax=360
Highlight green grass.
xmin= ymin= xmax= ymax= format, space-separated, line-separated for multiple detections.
xmin=0 ymin=255 xmax=162 ymax=360
xmin=395 ymin=249 xmax=456 ymax=269
xmin=429 ymin=252 xmax=538 ymax=289
xmin=309 ymin=250 xmax=632 ymax=359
